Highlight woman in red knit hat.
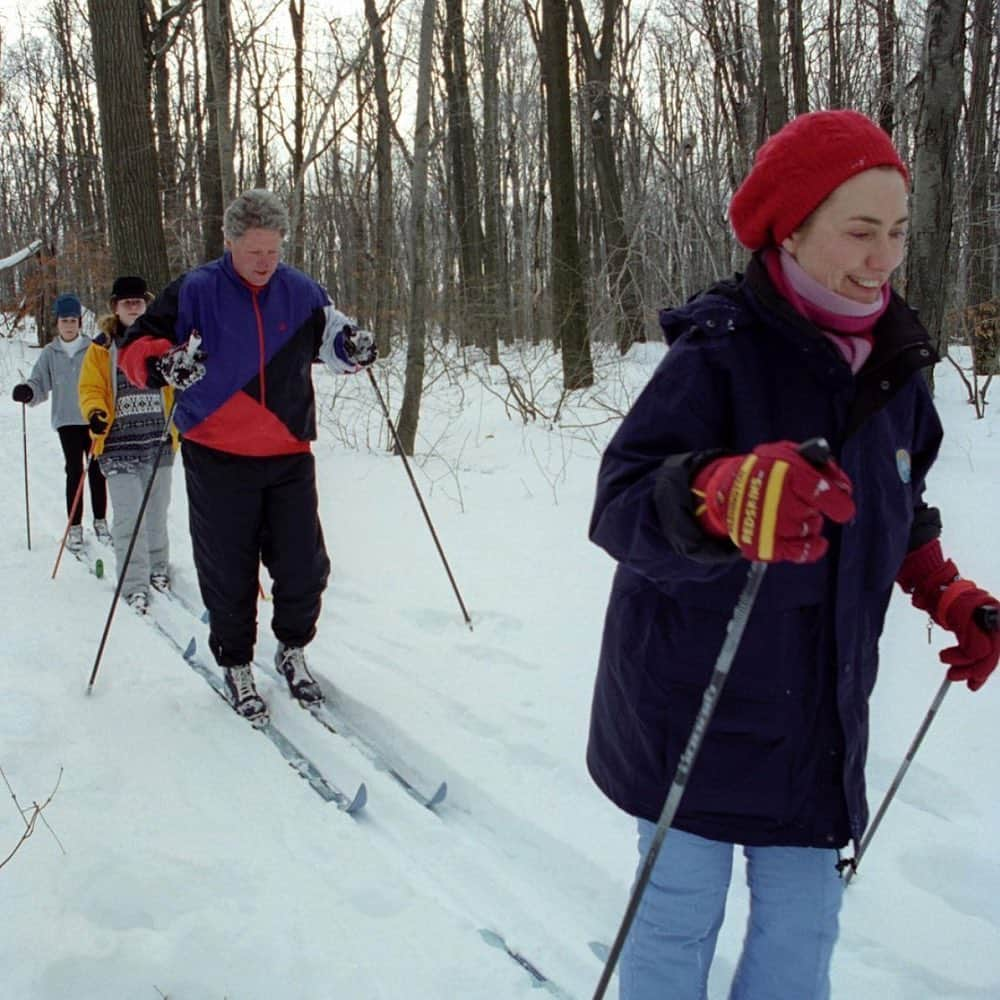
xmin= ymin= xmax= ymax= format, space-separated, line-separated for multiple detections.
xmin=587 ymin=109 xmax=999 ymax=999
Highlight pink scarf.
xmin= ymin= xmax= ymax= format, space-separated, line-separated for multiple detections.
xmin=764 ymin=249 xmax=889 ymax=373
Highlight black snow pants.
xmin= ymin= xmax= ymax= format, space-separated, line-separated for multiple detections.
xmin=57 ymin=424 xmax=107 ymax=524
xmin=182 ymin=440 xmax=331 ymax=667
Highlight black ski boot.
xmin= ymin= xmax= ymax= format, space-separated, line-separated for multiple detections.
xmin=275 ymin=643 xmax=324 ymax=706
xmin=224 ymin=665 xmax=269 ymax=727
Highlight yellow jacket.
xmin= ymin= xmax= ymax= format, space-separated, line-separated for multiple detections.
xmin=78 ymin=315 xmax=179 ymax=457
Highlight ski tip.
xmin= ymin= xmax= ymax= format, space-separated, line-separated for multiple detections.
xmin=589 ymin=941 xmax=611 ymax=962
xmin=426 ymin=780 xmax=448 ymax=809
xmin=477 ymin=929 xmax=551 ymax=987
xmin=182 ymin=637 xmax=197 ymax=660
xmin=344 ymin=782 xmax=367 ymax=814
xmin=478 ymin=928 xmax=504 ymax=949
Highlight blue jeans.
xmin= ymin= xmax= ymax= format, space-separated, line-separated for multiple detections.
xmin=620 ymin=821 xmax=844 ymax=1000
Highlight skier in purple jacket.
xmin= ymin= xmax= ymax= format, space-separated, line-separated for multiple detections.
xmin=587 ymin=110 xmax=1000 ymax=999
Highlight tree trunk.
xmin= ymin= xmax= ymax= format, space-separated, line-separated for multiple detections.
xmin=204 ymin=0 xmax=235 ymax=206
xmin=787 ymin=0 xmax=808 ymax=115
xmin=539 ymin=0 xmax=592 ymax=389
xmin=288 ymin=0 xmax=307 ymax=269
xmin=86 ymin=0 xmax=170 ymax=290
xmin=443 ymin=0 xmax=487 ymax=353
xmin=965 ymin=0 xmax=996 ymax=376
xmin=875 ymin=0 xmax=897 ymax=135
xmin=363 ymin=0 xmax=395 ymax=355
xmin=480 ymin=0 xmax=503 ymax=363
xmin=826 ymin=0 xmax=842 ymax=107
xmin=904 ymin=0 xmax=966 ymax=383
xmin=569 ymin=0 xmax=646 ymax=354
xmin=757 ymin=0 xmax=786 ymax=133
xmin=396 ymin=0 xmax=436 ymax=456
xmin=199 ymin=6 xmax=225 ymax=260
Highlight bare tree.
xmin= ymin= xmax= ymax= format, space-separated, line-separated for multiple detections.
xmin=86 ymin=0 xmax=170 ymax=290
xmin=787 ymin=0 xmax=808 ymax=115
xmin=757 ymin=0 xmax=786 ymax=133
xmin=904 ymin=0 xmax=966 ymax=377
xmin=536 ymin=0 xmax=592 ymax=389
xmin=396 ymin=0 xmax=437 ymax=455
xmin=826 ymin=0 xmax=843 ymax=106
xmin=200 ymin=0 xmax=233 ymax=259
xmin=442 ymin=0 xmax=492 ymax=357
xmin=204 ymin=0 xmax=236 ymax=205
xmin=965 ymin=0 xmax=997 ymax=376
xmin=875 ymin=0 xmax=897 ymax=135
xmin=363 ymin=0 xmax=395 ymax=352
xmin=147 ymin=0 xmax=196 ymax=276
xmin=569 ymin=0 xmax=646 ymax=354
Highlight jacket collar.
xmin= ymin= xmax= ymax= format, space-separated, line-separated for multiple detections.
xmin=742 ymin=253 xmax=938 ymax=380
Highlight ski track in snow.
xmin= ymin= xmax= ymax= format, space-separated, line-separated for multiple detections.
xmin=155 ymin=573 xmax=622 ymax=995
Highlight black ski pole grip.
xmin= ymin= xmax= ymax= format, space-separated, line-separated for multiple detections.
xmin=797 ymin=436 xmax=832 ymax=467
xmin=974 ymin=605 xmax=999 ymax=633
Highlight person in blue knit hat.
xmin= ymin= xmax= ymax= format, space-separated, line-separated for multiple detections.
xmin=12 ymin=293 xmax=109 ymax=552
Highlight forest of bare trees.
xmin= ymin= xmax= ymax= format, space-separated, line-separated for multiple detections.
xmin=0 ymin=0 xmax=997 ymax=445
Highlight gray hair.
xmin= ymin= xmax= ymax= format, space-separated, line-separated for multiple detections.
xmin=223 ymin=189 xmax=289 ymax=241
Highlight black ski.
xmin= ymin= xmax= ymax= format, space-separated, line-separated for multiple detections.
xmin=146 ymin=617 xmax=366 ymax=814
xmin=162 ymin=587 xmax=446 ymax=810
xmin=478 ymin=929 xmax=573 ymax=997
xmin=288 ymin=693 xmax=447 ymax=811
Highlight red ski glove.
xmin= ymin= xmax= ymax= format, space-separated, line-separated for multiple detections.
xmin=692 ymin=440 xmax=855 ymax=563
xmin=897 ymin=540 xmax=1000 ymax=691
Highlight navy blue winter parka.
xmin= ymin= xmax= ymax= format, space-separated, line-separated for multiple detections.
xmin=587 ymin=256 xmax=942 ymax=849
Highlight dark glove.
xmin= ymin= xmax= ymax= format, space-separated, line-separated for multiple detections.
xmin=334 ymin=326 xmax=377 ymax=368
xmin=693 ymin=440 xmax=855 ymax=563
xmin=12 ymin=383 xmax=33 ymax=403
xmin=897 ymin=540 xmax=1000 ymax=691
xmin=148 ymin=339 xmax=207 ymax=390
xmin=88 ymin=410 xmax=109 ymax=435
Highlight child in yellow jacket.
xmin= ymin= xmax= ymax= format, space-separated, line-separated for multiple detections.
xmin=78 ymin=276 xmax=179 ymax=614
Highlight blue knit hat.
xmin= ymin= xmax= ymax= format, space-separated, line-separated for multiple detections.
xmin=53 ymin=293 xmax=83 ymax=319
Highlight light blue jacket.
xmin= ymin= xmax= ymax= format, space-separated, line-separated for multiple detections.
xmin=22 ymin=335 xmax=92 ymax=429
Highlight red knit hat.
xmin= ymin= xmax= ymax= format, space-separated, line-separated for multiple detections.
xmin=729 ymin=109 xmax=909 ymax=250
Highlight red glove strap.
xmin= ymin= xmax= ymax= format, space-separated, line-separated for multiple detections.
xmin=936 ymin=579 xmax=979 ymax=629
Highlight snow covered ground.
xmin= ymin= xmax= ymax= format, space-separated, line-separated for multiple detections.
xmin=1 ymin=324 xmax=998 ymax=999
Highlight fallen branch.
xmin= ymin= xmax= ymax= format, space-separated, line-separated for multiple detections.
xmin=0 ymin=765 xmax=63 ymax=872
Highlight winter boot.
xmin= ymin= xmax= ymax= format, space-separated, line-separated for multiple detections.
xmin=275 ymin=643 xmax=324 ymax=705
xmin=150 ymin=571 xmax=171 ymax=593
xmin=67 ymin=525 xmax=84 ymax=553
xmin=93 ymin=518 xmax=112 ymax=545
xmin=224 ymin=666 xmax=270 ymax=727
xmin=126 ymin=590 xmax=149 ymax=615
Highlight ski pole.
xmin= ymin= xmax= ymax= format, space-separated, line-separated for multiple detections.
xmin=591 ymin=437 xmax=833 ymax=1000
xmin=843 ymin=603 xmax=999 ymax=886
xmin=51 ymin=441 xmax=97 ymax=579
xmin=365 ymin=366 xmax=473 ymax=631
xmin=86 ymin=397 xmax=179 ymax=693
xmin=21 ymin=402 xmax=31 ymax=550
